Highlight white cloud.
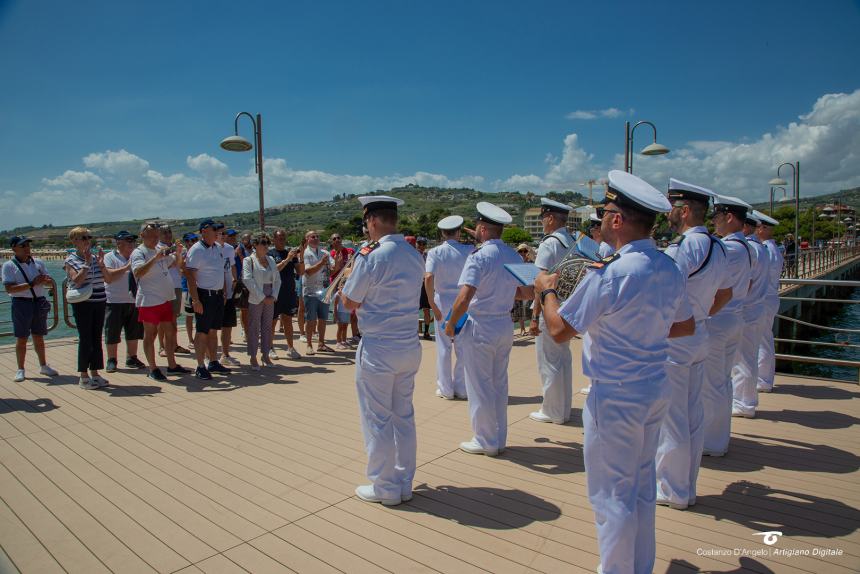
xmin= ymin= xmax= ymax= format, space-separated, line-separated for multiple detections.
xmin=42 ymin=170 xmax=104 ymax=189
xmin=566 ymin=107 xmax=634 ymax=120
xmin=186 ymin=154 xmax=230 ymax=179
xmin=83 ymin=149 xmax=150 ymax=175
xmin=498 ymin=133 xmax=600 ymax=191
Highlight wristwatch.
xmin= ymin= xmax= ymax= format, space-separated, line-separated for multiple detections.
xmin=540 ymin=288 xmax=558 ymax=304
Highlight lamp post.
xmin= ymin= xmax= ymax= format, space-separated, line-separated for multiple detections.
xmin=769 ymin=161 xmax=800 ymax=276
xmin=769 ymin=185 xmax=787 ymax=215
xmin=221 ymin=112 xmax=265 ymax=230
xmin=624 ymin=120 xmax=670 ymax=173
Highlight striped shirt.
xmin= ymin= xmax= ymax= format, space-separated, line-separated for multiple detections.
xmin=64 ymin=252 xmax=107 ymax=303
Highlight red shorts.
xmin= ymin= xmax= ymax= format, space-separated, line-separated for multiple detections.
xmin=137 ymin=301 xmax=174 ymax=324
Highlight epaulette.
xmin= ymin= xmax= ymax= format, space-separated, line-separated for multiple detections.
xmin=669 ymin=235 xmax=685 ymax=246
xmin=588 ymin=252 xmax=620 ymax=269
xmin=471 ymin=246 xmax=482 ymax=255
xmin=359 ymin=241 xmax=380 ymax=256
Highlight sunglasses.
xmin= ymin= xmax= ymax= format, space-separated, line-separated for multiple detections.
xmin=257 ymin=241 xmax=271 ymax=246
xmin=595 ymin=207 xmax=623 ymax=218
xmin=518 ymin=249 xmax=528 ymax=253
xmin=78 ymin=235 xmax=93 ymax=240
xmin=309 ymin=235 xmax=319 ymax=239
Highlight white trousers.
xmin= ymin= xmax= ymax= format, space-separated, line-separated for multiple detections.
xmin=355 ymin=337 xmax=421 ymax=501
xmin=655 ymin=360 xmax=705 ymax=506
xmin=535 ymin=315 xmax=573 ymax=423
xmin=459 ymin=315 xmax=514 ymax=452
xmin=702 ymin=312 xmax=742 ymax=455
xmin=585 ymin=378 xmax=670 ymax=574
xmin=435 ymin=316 xmax=466 ymax=398
xmin=732 ymin=317 xmax=765 ymax=416
xmin=757 ymin=308 xmax=778 ymax=391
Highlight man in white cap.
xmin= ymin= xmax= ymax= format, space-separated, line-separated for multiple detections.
xmin=703 ymin=195 xmax=753 ymax=456
xmin=535 ymin=170 xmax=694 ymax=574
xmin=446 ymin=202 xmax=530 ymax=456
xmin=754 ymin=211 xmax=783 ymax=392
xmin=424 ymin=215 xmax=472 ymax=399
xmin=529 ymin=197 xmax=576 ymax=424
xmin=341 ymin=195 xmax=425 ymax=506
xmin=731 ymin=211 xmax=769 ymax=418
xmin=655 ymin=179 xmax=732 ymax=511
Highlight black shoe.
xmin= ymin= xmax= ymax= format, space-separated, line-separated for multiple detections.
xmin=167 ymin=365 xmax=191 ymax=375
xmin=207 ymin=361 xmax=231 ymax=374
xmin=147 ymin=368 xmax=167 ymax=382
xmin=422 ymin=333 xmax=432 ymax=341
xmin=106 ymin=358 xmax=118 ymax=373
xmin=125 ymin=356 xmax=146 ymax=369
xmin=195 ymin=366 xmax=212 ymax=380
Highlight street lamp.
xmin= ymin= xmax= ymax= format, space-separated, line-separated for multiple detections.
xmin=769 ymin=185 xmax=787 ymax=215
xmin=770 ymin=161 xmax=800 ymax=275
xmin=624 ymin=120 xmax=670 ymax=173
xmin=221 ymin=112 xmax=265 ymax=230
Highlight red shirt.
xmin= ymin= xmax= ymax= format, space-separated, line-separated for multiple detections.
xmin=330 ymin=247 xmax=354 ymax=280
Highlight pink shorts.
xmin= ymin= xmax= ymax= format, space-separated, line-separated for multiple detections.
xmin=137 ymin=301 xmax=174 ymax=324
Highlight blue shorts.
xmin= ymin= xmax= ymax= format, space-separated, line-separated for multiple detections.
xmin=12 ymin=297 xmax=49 ymax=338
xmin=335 ymin=310 xmax=351 ymax=324
xmin=303 ymin=295 xmax=329 ymax=322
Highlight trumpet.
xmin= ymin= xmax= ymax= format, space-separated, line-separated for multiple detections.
xmin=323 ymin=250 xmax=359 ymax=304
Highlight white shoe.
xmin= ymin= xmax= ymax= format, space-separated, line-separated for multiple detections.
xmin=90 ymin=375 xmax=109 ymax=388
xmin=335 ymin=342 xmax=350 ymax=351
xmin=688 ymin=496 xmax=697 ymax=506
xmin=401 ymin=485 xmax=413 ymax=502
xmin=299 ymin=335 xmax=307 ymax=343
xmin=268 ymin=349 xmax=279 ymax=361
xmin=459 ymin=439 xmax=498 ymax=457
xmin=656 ymin=497 xmax=687 ymax=510
xmin=580 ymin=386 xmax=591 ymax=395
xmin=731 ymin=408 xmax=755 ymax=419
xmin=285 ymin=347 xmax=301 ymax=360
xmin=14 ymin=369 xmax=25 ymax=382
xmin=221 ymin=355 xmax=241 ymax=366
xmin=79 ymin=377 xmax=99 ymax=390
xmin=39 ymin=364 xmax=58 ymax=377
xmin=529 ymin=411 xmax=562 ymax=424
xmin=703 ymin=450 xmax=725 ymax=457
xmin=355 ymin=485 xmax=401 ymax=506
xmin=757 ymin=384 xmax=773 ymax=393
xmin=435 ymin=389 xmax=454 ymax=400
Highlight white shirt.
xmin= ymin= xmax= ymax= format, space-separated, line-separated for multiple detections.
xmin=242 ymin=253 xmax=282 ymax=305
xmin=2 ymin=256 xmax=48 ymax=299
xmin=534 ymin=228 xmax=574 ymax=271
xmin=342 ymin=234 xmax=425 ymax=340
xmin=598 ymin=242 xmax=615 ymax=258
xmin=302 ymin=246 xmax=334 ymax=297
xmin=158 ymin=241 xmax=182 ymax=289
xmin=559 ymin=239 xmax=691 ymax=383
xmin=130 ymin=245 xmax=177 ymax=307
xmin=718 ymin=231 xmax=753 ymax=316
xmin=763 ymin=238 xmax=784 ymax=312
xmin=184 ymin=240 xmax=226 ymax=291
xmin=103 ymin=250 xmax=134 ymax=305
xmin=744 ymin=235 xmax=770 ymax=320
xmin=425 ymin=239 xmax=472 ymax=312
xmin=458 ymin=239 xmax=522 ymax=318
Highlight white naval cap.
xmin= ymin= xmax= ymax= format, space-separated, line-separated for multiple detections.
xmin=753 ymin=210 xmax=779 ymax=226
xmin=667 ymin=178 xmax=718 ymax=202
xmin=604 ymin=170 xmax=672 ymax=214
xmin=437 ymin=215 xmax=464 ymax=230
xmin=357 ymin=195 xmax=405 ymax=216
xmin=475 ymin=201 xmax=513 ymax=225
xmin=588 ymin=213 xmax=602 ymax=224
xmin=540 ymin=197 xmax=573 ymax=214
xmin=714 ymin=194 xmax=752 ymax=217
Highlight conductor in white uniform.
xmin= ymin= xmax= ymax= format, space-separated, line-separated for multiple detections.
xmin=535 ymin=170 xmax=694 ymax=574
xmin=424 ymin=215 xmax=472 ymax=399
xmin=446 ymin=202 xmax=532 ymax=456
xmin=530 ymin=197 xmax=576 ymax=424
xmin=342 ymin=196 xmax=426 ymax=506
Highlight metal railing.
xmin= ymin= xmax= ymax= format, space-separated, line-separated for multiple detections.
xmin=781 ymin=245 xmax=860 ymax=279
xmin=0 ymin=278 xmax=60 ymax=337
xmin=776 ymin=276 xmax=860 ymax=382
xmin=61 ymin=278 xmax=76 ymax=329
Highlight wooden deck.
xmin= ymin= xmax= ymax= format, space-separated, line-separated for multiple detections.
xmin=0 ymin=332 xmax=857 ymax=574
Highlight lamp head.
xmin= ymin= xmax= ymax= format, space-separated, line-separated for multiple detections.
xmin=220 ymin=135 xmax=253 ymax=152
xmin=769 ymin=177 xmax=788 ymax=186
xmin=641 ymin=142 xmax=669 ymax=156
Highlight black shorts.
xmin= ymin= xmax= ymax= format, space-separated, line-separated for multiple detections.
xmin=275 ymin=284 xmax=298 ymax=316
xmin=222 ymin=298 xmax=238 ymax=327
xmin=11 ymin=297 xmax=49 ymax=339
xmin=419 ymin=285 xmax=431 ymax=310
xmin=195 ymin=289 xmax=225 ymax=334
xmin=104 ymin=303 xmax=144 ymax=344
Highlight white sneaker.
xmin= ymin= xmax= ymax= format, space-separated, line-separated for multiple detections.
xmin=14 ymin=369 xmax=25 ymax=382
xmin=757 ymin=384 xmax=773 ymax=393
xmin=335 ymin=342 xmax=350 ymax=351
xmin=355 ymin=485 xmax=401 ymax=506
xmin=79 ymin=377 xmax=99 ymax=390
xmin=731 ymin=408 xmax=755 ymax=419
xmin=39 ymin=364 xmax=58 ymax=377
xmin=221 ymin=355 xmax=241 ymax=366
xmin=90 ymin=375 xmax=109 ymax=388
xmin=703 ymin=450 xmax=725 ymax=457
xmin=580 ymin=386 xmax=591 ymax=395
xmin=285 ymin=347 xmax=301 ymax=360
xmin=529 ymin=411 xmax=563 ymax=424
xmin=656 ymin=497 xmax=688 ymax=510
xmin=299 ymin=335 xmax=307 ymax=343
xmin=435 ymin=389 xmax=454 ymax=400
xmin=459 ymin=439 xmax=498 ymax=457
xmin=268 ymin=349 xmax=279 ymax=361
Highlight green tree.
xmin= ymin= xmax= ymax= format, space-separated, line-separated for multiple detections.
xmin=501 ymin=226 xmax=532 ymax=245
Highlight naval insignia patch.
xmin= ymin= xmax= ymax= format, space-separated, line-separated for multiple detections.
xmin=359 ymin=241 xmax=380 ymax=256
xmin=588 ymin=252 xmax=620 ymax=269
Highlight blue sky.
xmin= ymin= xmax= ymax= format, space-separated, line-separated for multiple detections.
xmin=1 ymin=0 xmax=859 ymax=229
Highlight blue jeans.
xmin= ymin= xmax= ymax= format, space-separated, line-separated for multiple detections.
xmin=303 ymin=295 xmax=329 ymax=322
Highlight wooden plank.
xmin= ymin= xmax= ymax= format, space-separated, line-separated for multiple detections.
xmin=0 ymin=498 xmax=61 ymax=574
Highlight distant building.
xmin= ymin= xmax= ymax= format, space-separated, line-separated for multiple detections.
xmin=819 ymin=203 xmax=855 ymax=220
xmin=523 ymin=207 xmax=543 ymax=238
xmin=570 ymin=205 xmax=598 ymax=231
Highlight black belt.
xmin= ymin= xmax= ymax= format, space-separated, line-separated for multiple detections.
xmin=198 ymin=288 xmax=223 ymax=296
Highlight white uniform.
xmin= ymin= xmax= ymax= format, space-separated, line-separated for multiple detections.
xmin=559 ymin=239 xmax=690 ymax=574
xmin=732 ymin=235 xmax=768 ymax=416
xmin=425 ymin=240 xmax=472 ymax=398
xmin=757 ymin=238 xmax=783 ymax=391
xmin=458 ymin=239 xmax=522 ymax=453
xmin=598 ymin=241 xmax=615 ymax=258
xmin=342 ymin=234 xmax=425 ymax=502
xmin=533 ymin=228 xmax=575 ymax=423
xmin=703 ymin=231 xmax=751 ymax=455
xmin=657 ymin=227 xmax=727 ymax=507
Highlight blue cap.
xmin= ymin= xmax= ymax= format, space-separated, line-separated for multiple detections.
xmin=114 ymin=230 xmax=137 ymax=241
xmin=225 ymin=229 xmax=238 ymax=236
xmin=199 ymin=218 xmax=224 ymax=231
xmin=182 ymin=232 xmax=199 ymax=242
xmin=9 ymin=236 xmax=31 ymax=247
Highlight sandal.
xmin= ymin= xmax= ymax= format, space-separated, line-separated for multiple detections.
xmin=317 ymin=344 xmax=335 ymax=353
xmin=306 ymin=345 xmax=315 ymax=356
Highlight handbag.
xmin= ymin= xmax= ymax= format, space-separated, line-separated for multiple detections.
xmin=65 ymin=256 xmax=93 ymax=303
